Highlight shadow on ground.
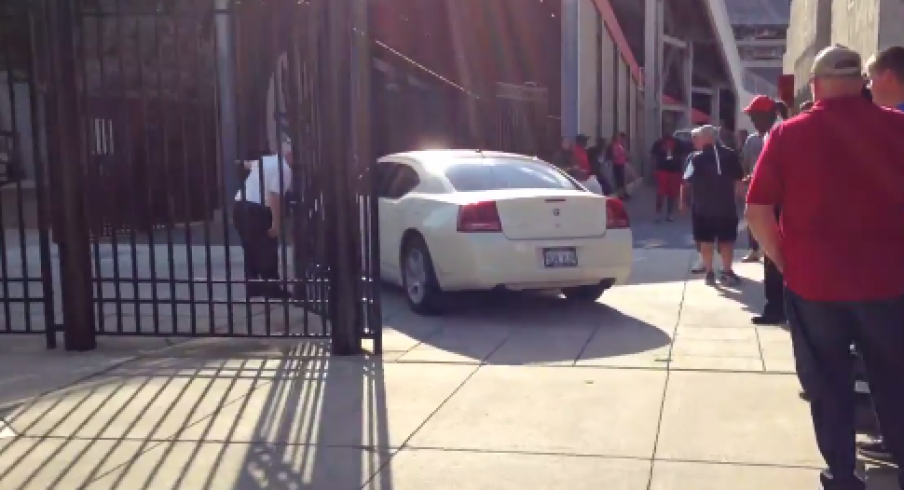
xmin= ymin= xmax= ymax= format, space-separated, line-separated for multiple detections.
xmin=381 ymin=287 xmax=675 ymax=366
xmin=0 ymin=341 xmax=395 ymax=489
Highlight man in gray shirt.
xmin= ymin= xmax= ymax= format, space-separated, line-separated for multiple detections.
xmin=740 ymin=102 xmax=771 ymax=262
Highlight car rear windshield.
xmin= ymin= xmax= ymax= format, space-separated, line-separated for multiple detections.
xmin=444 ymin=159 xmax=581 ymax=192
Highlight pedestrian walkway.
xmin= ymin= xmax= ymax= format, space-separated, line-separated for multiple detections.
xmin=0 ymin=186 xmax=896 ymax=489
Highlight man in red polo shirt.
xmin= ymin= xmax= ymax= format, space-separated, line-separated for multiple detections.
xmin=746 ymin=45 xmax=904 ymax=490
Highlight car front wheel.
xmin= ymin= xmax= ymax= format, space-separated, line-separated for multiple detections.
xmin=561 ymin=283 xmax=609 ymax=302
xmin=401 ymin=236 xmax=443 ymax=315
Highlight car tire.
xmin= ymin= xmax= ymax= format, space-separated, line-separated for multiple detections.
xmin=561 ymin=284 xmax=609 ymax=302
xmin=401 ymin=235 xmax=443 ymax=315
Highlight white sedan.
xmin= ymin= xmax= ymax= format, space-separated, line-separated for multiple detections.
xmin=376 ymin=150 xmax=633 ymax=314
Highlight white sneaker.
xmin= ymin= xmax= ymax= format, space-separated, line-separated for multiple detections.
xmin=741 ymin=250 xmax=762 ymax=263
xmin=690 ymin=254 xmax=706 ymax=274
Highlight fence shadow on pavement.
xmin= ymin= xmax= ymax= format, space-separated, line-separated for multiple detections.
xmin=0 ymin=340 xmax=393 ymax=489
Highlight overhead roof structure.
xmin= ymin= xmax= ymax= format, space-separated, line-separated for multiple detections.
xmin=723 ymin=0 xmax=790 ymax=26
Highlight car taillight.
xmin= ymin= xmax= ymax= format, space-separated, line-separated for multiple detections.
xmin=606 ymin=198 xmax=630 ymax=229
xmin=457 ymin=201 xmax=502 ymax=232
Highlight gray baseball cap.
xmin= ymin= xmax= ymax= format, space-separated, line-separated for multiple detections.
xmin=811 ymin=45 xmax=862 ymax=78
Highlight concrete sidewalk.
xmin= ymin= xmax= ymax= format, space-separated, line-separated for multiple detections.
xmin=1 ymin=209 xmax=898 ymax=489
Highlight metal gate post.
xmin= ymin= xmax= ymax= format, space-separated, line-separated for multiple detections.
xmin=47 ymin=0 xmax=96 ymax=351
xmin=322 ymin=0 xmax=360 ymax=356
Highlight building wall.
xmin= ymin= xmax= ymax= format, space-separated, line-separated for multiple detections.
xmin=577 ymin=0 xmax=600 ymax=138
xmin=574 ymin=0 xmax=642 ymax=146
xmin=784 ymin=0 xmax=904 ymax=104
xmin=617 ymin=57 xmax=629 ymax=134
xmin=783 ymin=0 xmax=832 ymax=99
xmin=878 ymin=0 xmax=904 ymax=50
xmin=599 ymin=19 xmax=616 ymax=139
xmin=830 ymin=0 xmax=880 ymax=59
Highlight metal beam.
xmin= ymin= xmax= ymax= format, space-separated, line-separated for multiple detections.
xmin=692 ymin=86 xmax=714 ymax=95
xmin=663 ymin=35 xmax=686 ymax=49
xmin=684 ymin=41 xmax=694 ymax=126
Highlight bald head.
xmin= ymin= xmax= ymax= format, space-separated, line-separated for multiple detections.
xmin=691 ymin=125 xmax=718 ymax=149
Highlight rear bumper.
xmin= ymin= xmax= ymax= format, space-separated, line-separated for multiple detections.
xmin=430 ymin=229 xmax=633 ymax=291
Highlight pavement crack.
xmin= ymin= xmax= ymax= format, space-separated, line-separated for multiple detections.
xmin=644 ymin=249 xmax=693 ymax=490
xmin=360 ymin=363 xmax=484 ymax=489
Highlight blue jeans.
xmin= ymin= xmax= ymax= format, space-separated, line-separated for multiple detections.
xmin=785 ymin=289 xmax=904 ymax=489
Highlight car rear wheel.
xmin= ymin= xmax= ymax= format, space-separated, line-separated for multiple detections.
xmin=401 ymin=235 xmax=443 ymax=315
xmin=561 ymin=283 xmax=609 ymax=302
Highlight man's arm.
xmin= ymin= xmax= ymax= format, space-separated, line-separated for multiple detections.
xmin=745 ymin=127 xmax=785 ymax=269
xmin=680 ymin=160 xmax=695 ymax=211
xmin=746 ymin=205 xmax=782 ymax=268
xmin=264 ymin=160 xmax=292 ymax=237
xmin=266 ymin=192 xmax=282 ymax=236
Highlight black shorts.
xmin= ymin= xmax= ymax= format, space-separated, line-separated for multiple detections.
xmin=692 ymin=214 xmax=739 ymax=243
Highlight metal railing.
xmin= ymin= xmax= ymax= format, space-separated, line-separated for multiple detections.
xmin=1 ymin=0 xmax=380 ymax=354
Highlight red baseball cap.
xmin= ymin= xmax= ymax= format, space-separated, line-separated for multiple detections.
xmin=743 ymin=95 xmax=777 ymax=113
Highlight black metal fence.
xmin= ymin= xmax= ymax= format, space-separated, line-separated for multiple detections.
xmin=0 ymin=0 xmax=380 ymax=354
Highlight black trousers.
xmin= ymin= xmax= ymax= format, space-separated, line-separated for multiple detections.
xmin=612 ymin=164 xmax=626 ymax=193
xmin=233 ymin=201 xmax=280 ymax=295
xmin=763 ymin=206 xmax=784 ymax=317
xmin=786 ymin=289 xmax=904 ymax=489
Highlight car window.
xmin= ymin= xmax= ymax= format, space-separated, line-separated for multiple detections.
xmin=444 ymin=159 xmax=581 ymax=192
xmin=379 ymin=163 xmax=420 ymax=199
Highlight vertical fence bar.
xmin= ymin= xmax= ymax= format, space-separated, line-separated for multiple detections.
xmin=47 ymin=0 xmax=96 ymax=351
xmin=322 ymin=0 xmax=359 ymax=355
xmin=111 ymin=0 xmax=142 ymax=334
xmin=214 ymin=0 xmax=237 ymax=335
xmin=0 ymin=3 xmax=16 ymax=333
xmin=28 ymin=0 xmax=58 ymax=348
xmin=350 ymin=0 xmax=380 ymax=352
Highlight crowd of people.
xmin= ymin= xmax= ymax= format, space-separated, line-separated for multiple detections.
xmin=670 ymin=44 xmax=904 ymax=490
xmin=637 ymin=44 xmax=904 ymax=489
xmin=552 ymin=132 xmax=635 ymax=199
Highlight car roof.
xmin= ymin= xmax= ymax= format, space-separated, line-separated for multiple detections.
xmin=378 ymin=149 xmax=540 ymax=165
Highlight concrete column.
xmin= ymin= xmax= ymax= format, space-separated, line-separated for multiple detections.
xmin=684 ymin=41 xmax=693 ymax=127
xmin=643 ymin=0 xmax=659 ymax=153
xmin=561 ymin=0 xmax=580 ymax=141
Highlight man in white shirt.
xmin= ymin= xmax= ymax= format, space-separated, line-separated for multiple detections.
xmin=233 ymin=140 xmax=294 ymax=299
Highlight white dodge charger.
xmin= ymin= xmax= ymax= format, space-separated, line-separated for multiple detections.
xmin=376 ymin=150 xmax=632 ymax=314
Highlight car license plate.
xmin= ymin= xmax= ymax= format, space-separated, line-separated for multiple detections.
xmin=854 ymin=380 xmax=870 ymax=395
xmin=543 ymin=247 xmax=578 ymax=268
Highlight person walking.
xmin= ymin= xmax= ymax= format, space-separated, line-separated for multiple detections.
xmin=841 ymin=45 xmax=904 ymax=467
xmin=680 ymin=125 xmax=744 ymax=286
xmin=650 ymin=133 xmax=685 ymax=222
xmin=747 ymin=45 xmax=904 ymax=490
xmin=609 ymin=132 xmax=631 ymax=200
xmin=234 ymin=141 xmax=294 ymax=299
xmin=587 ymin=137 xmax=613 ymax=194
xmin=551 ymin=137 xmax=575 ymax=171
xmin=740 ymin=96 xmax=786 ymax=325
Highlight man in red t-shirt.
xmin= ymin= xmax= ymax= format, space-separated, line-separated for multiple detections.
xmin=746 ymin=45 xmax=904 ymax=489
